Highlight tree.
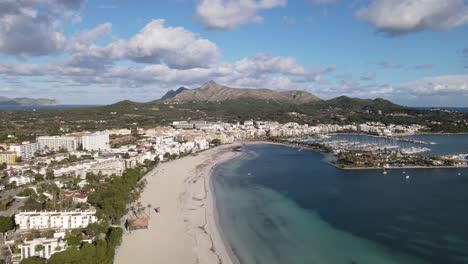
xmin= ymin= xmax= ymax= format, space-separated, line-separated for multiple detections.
xmin=0 ymin=162 xmax=6 ymax=170
xmin=35 ymin=244 xmax=44 ymax=254
xmin=34 ymin=174 xmax=44 ymax=182
xmin=45 ymin=169 xmax=55 ymax=180
xmin=20 ymin=257 xmax=46 ymax=264
xmin=65 ymin=229 xmax=83 ymax=247
xmin=147 ymin=203 xmax=152 ymax=218
xmin=85 ymin=222 xmax=107 ymax=237
xmin=0 ymin=216 xmax=14 ymax=233
xmin=211 ymin=138 xmax=222 ymax=146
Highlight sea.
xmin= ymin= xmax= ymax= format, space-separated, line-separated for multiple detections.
xmin=0 ymin=105 xmax=99 ymax=111
xmin=415 ymin=107 xmax=468 ymax=113
xmin=212 ymin=134 xmax=468 ymax=264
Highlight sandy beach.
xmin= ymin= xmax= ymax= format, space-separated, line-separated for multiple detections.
xmin=115 ymin=144 xmax=240 ymax=264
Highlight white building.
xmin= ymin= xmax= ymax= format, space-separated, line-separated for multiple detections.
xmin=15 ymin=210 xmax=97 ymax=230
xmin=51 ymin=157 xmax=127 ymax=178
xmin=18 ymin=232 xmax=67 ymax=261
xmin=108 ymin=128 xmax=132 ymax=136
xmin=37 ymin=136 xmax=78 ymax=151
xmin=153 ymin=135 xmax=175 ymax=145
xmin=9 ymin=176 xmax=32 ymax=186
xmin=9 ymin=142 xmax=40 ymax=159
xmin=82 ymin=132 xmax=110 ymax=151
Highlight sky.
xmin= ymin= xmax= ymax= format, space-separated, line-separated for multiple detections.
xmin=0 ymin=0 xmax=467 ymax=106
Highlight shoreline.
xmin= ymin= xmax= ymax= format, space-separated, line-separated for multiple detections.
xmin=115 ymin=144 xmax=241 ymax=264
xmin=328 ymin=162 xmax=468 ymax=170
xmin=207 ymin=148 xmax=242 ymax=264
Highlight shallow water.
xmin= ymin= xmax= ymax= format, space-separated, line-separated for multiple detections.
xmin=213 ymin=143 xmax=468 ymax=264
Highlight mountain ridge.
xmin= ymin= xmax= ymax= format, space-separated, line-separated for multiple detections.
xmin=0 ymin=96 xmax=58 ymax=106
xmin=158 ymin=81 xmax=321 ymax=104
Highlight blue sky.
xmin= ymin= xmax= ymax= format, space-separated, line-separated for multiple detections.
xmin=0 ymin=0 xmax=468 ymax=106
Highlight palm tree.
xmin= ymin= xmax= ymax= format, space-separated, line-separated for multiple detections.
xmin=130 ymin=205 xmax=135 ymax=217
xmin=147 ymin=204 xmax=152 ymax=219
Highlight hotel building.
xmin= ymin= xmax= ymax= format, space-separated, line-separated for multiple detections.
xmin=9 ymin=141 xmax=40 ymax=159
xmin=37 ymin=136 xmax=78 ymax=151
xmin=82 ymin=132 xmax=110 ymax=151
xmin=0 ymin=151 xmax=17 ymax=165
xmin=15 ymin=210 xmax=97 ymax=230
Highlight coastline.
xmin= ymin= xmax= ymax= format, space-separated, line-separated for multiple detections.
xmin=328 ymin=162 xmax=468 ymax=170
xmin=115 ymin=144 xmax=241 ymax=264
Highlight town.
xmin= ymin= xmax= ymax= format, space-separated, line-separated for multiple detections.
xmin=0 ymin=120 xmax=466 ymax=263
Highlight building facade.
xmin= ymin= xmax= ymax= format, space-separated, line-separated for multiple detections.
xmin=0 ymin=151 xmax=17 ymax=165
xmin=19 ymin=233 xmax=67 ymax=261
xmin=9 ymin=142 xmax=40 ymax=159
xmin=9 ymin=176 xmax=32 ymax=186
xmin=82 ymin=132 xmax=110 ymax=151
xmin=37 ymin=136 xmax=78 ymax=151
xmin=15 ymin=210 xmax=97 ymax=230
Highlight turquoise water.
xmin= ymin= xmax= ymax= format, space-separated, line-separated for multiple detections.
xmin=213 ymin=141 xmax=468 ymax=264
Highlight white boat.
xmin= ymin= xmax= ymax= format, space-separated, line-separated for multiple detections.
xmin=406 ymin=175 xmax=410 ymax=179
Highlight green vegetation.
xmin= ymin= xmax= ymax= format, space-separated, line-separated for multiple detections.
xmin=333 ymin=151 xmax=453 ymax=169
xmin=0 ymin=196 xmax=14 ymax=211
xmin=0 ymin=216 xmax=14 ymax=233
xmin=88 ymin=168 xmax=146 ymax=224
xmin=1 ymin=97 xmax=467 ymax=142
xmin=19 ymin=257 xmax=46 ymax=264
xmin=17 ymin=164 xmax=142 ymax=263
xmin=17 ymin=188 xmax=35 ymax=197
xmin=211 ymin=138 xmax=222 ymax=146
xmin=65 ymin=229 xmax=84 ymax=247
xmin=20 ymin=227 xmax=123 ymax=264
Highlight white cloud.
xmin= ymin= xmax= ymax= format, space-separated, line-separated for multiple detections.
xmin=121 ymin=19 xmax=220 ymax=69
xmin=235 ymin=53 xmax=307 ymax=76
xmin=0 ymin=52 xmax=332 ymax=99
xmin=72 ymin=20 xmax=221 ymax=69
xmin=0 ymin=0 xmax=83 ymax=56
xmin=356 ymin=0 xmax=468 ymax=35
xmin=195 ymin=0 xmax=287 ymax=30
xmin=399 ymin=74 xmax=468 ymax=96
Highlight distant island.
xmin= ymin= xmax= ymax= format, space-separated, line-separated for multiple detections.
xmin=0 ymin=96 xmax=58 ymax=106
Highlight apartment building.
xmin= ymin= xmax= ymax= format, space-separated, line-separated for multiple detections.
xmin=37 ymin=136 xmax=78 ymax=151
xmin=0 ymin=151 xmax=17 ymax=165
xmin=9 ymin=141 xmax=40 ymax=159
xmin=15 ymin=210 xmax=97 ymax=230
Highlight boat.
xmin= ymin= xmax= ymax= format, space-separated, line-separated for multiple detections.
xmin=406 ymin=175 xmax=410 ymax=179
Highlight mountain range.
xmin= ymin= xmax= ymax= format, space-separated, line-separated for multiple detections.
xmin=155 ymin=81 xmax=321 ymax=104
xmin=0 ymin=96 xmax=58 ymax=106
xmin=1 ymin=81 xmax=467 ymax=137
